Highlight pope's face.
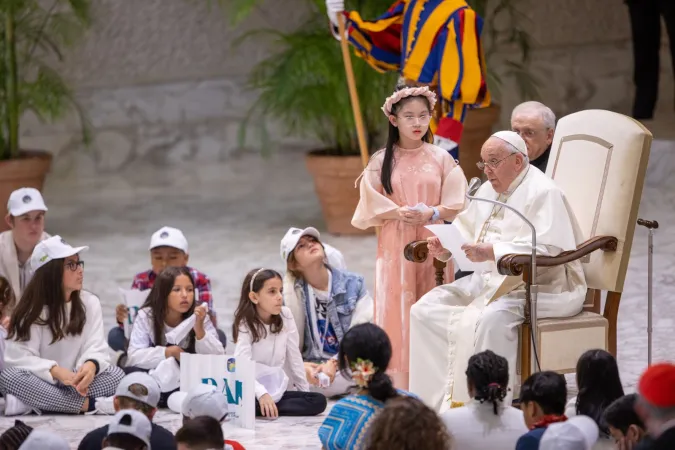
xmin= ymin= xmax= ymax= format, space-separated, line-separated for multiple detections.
xmin=480 ymin=137 xmax=526 ymax=194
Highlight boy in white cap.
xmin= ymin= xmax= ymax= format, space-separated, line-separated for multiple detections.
xmin=78 ymin=372 xmax=176 ymax=450
xmin=169 ymin=384 xmax=244 ymax=450
xmin=17 ymin=429 xmax=70 ymax=450
xmin=0 ymin=187 xmax=50 ymax=304
xmin=108 ymin=226 xmax=225 ymax=353
xmin=102 ymin=409 xmax=153 ymax=450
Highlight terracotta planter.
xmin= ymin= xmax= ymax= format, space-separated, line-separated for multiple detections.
xmin=305 ymin=152 xmax=373 ymax=236
xmin=0 ymin=150 xmax=52 ymax=232
xmin=459 ymin=104 xmax=502 ymax=181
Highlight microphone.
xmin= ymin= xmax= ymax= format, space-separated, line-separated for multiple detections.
xmin=467 ymin=177 xmax=482 ymax=197
xmin=637 ymin=218 xmax=659 ymax=229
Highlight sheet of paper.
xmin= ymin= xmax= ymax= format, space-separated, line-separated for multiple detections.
xmin=118 ymin=288 xmax=150 ymax=339
xmin=425 ymin=224 xmax=491 ymax=273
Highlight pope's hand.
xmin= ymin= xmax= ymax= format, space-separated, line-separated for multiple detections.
xmin=461 ymin=243 xmax=495 ymax=263
xmin=325 ymin=0 xmax=345 ymax=27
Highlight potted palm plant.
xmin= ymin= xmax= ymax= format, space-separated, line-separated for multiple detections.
xmin=0 ymin=0 xmax=91 ymax=231
xmin=233 ymin=0 xmax=538 ymax=234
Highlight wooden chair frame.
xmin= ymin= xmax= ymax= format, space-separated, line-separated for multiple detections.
xmin=403 ymin=235 xmax=621 ymax=381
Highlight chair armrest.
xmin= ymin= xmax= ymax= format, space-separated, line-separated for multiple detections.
xmin=404 ymin=240 xmax=430 ymax=263
xmin=497 ymin=236 xmax=618 ymax=276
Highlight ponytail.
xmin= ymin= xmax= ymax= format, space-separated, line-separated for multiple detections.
xmin=475 ymin=382 xmax=508 ymax=415
xmin=466 ymin=350 xmax=510 ymax=415
xmin=367 ymin=371 xmax=398 ymax=403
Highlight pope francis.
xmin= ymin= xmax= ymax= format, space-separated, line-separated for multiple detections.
xmin=408 ymin=131 xmax=587 ymax=412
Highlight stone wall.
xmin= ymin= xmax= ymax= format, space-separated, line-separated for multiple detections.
xmin=19 ymin=0 xmax=673 ymax=175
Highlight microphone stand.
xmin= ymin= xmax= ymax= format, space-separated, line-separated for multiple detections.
xmin=466 ymin=177 xmax=541 ymax=372
xmin=637 ymin=218 xmax=658 ymax=365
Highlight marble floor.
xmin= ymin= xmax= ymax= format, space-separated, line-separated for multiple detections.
xmin=0 ymin=139 xmax=673 ymax=448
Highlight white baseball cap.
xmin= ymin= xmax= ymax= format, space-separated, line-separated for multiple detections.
xmin=29 ymin=235 xmax=88 ymax=272
xmin=18 ymin=430 xmax=69 ymax=450
xmin=280 ymin=227 xmax=321 ymax=263
xmin=114 ymin=372 xmax=161 ymax=408
xmin=539 ymin=415 xmax=599 ymax=450
xmin=181 ymin=383 xmax=230 ymax=421
xmin=107 ymin=409 xmax=152 ymax=449
xmin=149 ymin=226 xmax=188 ymax=254
xmin=491 ymin=130 xmax=528 ymax=156
xmin=7 ymin=187 xmax=48 ymax=217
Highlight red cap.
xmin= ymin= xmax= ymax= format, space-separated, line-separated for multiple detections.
xmin=638 ymin=363 xmax=675 ymax=407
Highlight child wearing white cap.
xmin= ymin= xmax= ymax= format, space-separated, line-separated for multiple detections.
xmin=108 ymin=226 xmax=226 ymax=354
xmin=0 ymin=236 xmax=125 ymax=416
xmin=0 ymin=187 xmax=50 ymax=304
xmin=102 ymin=409 xmax=153 ymax=450
xmin=233 ymin=268 xmax=327 ymax=418
xmin=280 ymin=227 xmax=373 ymax=397
xmin=17 ymin=429 xmax=70 ymax=450
xmin=78 ymin=372 xmax=176 ymax=450
xmin=125 ymin=266 xmax=224 ymax=407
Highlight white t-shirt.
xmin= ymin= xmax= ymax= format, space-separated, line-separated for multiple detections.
xmin=307 ymin=271 xmax=339 ymax=359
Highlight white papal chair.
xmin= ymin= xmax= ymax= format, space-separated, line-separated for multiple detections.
xmin=404 ymin=109 xmax=652 ymax=389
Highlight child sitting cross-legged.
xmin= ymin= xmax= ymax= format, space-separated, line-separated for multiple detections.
xmin=233 ymin=268 xmax=328 ymax=419
xmin=125 ymin=266 xmax=225 ymax=407
xmin=108 ymin=226 xmax=226 ymax=355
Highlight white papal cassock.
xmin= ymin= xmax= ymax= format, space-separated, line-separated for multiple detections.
xmin=408 ymin=165 xmax=587 ymax=412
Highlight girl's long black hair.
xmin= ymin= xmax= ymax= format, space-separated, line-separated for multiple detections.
xmin=575 ymin=349 xmax=624 ymax=435
xmin=380 ymin=85 xmax=434 ymax=195
xmin=338 ymin=323 xmax=397 ymax=403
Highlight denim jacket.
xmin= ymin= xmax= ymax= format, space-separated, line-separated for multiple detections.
xmin=284 ymin=266 xmax=371 ymax=362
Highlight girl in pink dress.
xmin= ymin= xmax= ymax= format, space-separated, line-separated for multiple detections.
xmin=352 ymin=85 xmax=467 ymax=389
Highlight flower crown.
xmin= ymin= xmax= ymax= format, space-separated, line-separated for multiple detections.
xmin=351 ymin=358 xmax=377 ymax=388
xmin=381 ymin=85 xmax=437 ymax=117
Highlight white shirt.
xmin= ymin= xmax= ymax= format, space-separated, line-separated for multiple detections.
xmin=4 ymin=290 xmax=111 ymax=384
xmin=0 ymin=230 xmax=50 ymax=303
xmin=234 ymin=306 xmax=309 ymax=399
xmin=0 ymin=324 xmax=6 ymax=372
xmin=441 ymin=400 xmax=528 ymax=450
xmin=127 ymin=307 xmax=224 ymax=369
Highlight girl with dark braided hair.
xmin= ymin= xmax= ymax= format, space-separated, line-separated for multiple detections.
xmin=440 ymin=350 xmax=527 ymax=449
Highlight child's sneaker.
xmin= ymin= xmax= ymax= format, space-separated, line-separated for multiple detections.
xmin=3 ymin=394 xmax=32 ymax=416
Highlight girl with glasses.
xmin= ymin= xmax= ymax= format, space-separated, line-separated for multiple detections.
xmin=0 ymin=235 xmax=124 ymax=415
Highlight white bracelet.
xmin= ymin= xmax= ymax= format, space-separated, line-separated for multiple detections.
xmin=431 ymin=206 xmax=440 ymax=221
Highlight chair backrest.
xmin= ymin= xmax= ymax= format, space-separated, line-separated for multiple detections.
xmin=546 ymin=110 xmax=651 ymax=293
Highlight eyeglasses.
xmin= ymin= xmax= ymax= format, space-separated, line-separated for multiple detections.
xmin=64 ymin=261 xmax=84 ymax=271
xmin=512 ymin=128 xmax=546 ymax=138
xmin=398 ymin=114 xmax=431 ymax=125
xmin=476 ymin=153 xmax=517 ymax=171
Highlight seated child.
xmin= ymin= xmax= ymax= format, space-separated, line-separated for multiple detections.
xmin=0 ymin=236 xmax=124 ymax=415
xmin=173 ymin=384 xmax=245 ymax=450
xmin=516 ymin=371 xmax=568 ymax=450
xmin=281 ymin=227 xmax=372 ymax=397
xmin=125 ymin=266 xmax=225 ymax=407
xmin=108 ymin=226 xmax=225 ymax=353
xmin=176 ymin=416 xmax=231 ymax=450
xmin=602 ymin=394 xmax=650 ymax=448
xmin=0 ymin=274 xmax=16 ymax=373
xmin=102 ymin=409 xmax=152 ymax=450
xmin=233 ymin=268 xmax=327 ymax=418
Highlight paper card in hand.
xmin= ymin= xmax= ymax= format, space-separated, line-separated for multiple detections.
xmin=118 ymin=288 xmax=150 ymax=339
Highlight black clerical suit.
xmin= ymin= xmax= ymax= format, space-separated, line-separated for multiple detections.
xmin=626 ymin=0 xmax=675 ymax=119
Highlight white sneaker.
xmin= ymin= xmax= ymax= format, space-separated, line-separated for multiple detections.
xmin=3 ymin=394 xmax=32 ymax=416
xmin=92 ymin=396 xmax=116 ymax=415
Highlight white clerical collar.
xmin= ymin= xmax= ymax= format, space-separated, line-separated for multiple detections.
xmin=501 ymin=165 xmax=530 ymax=198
